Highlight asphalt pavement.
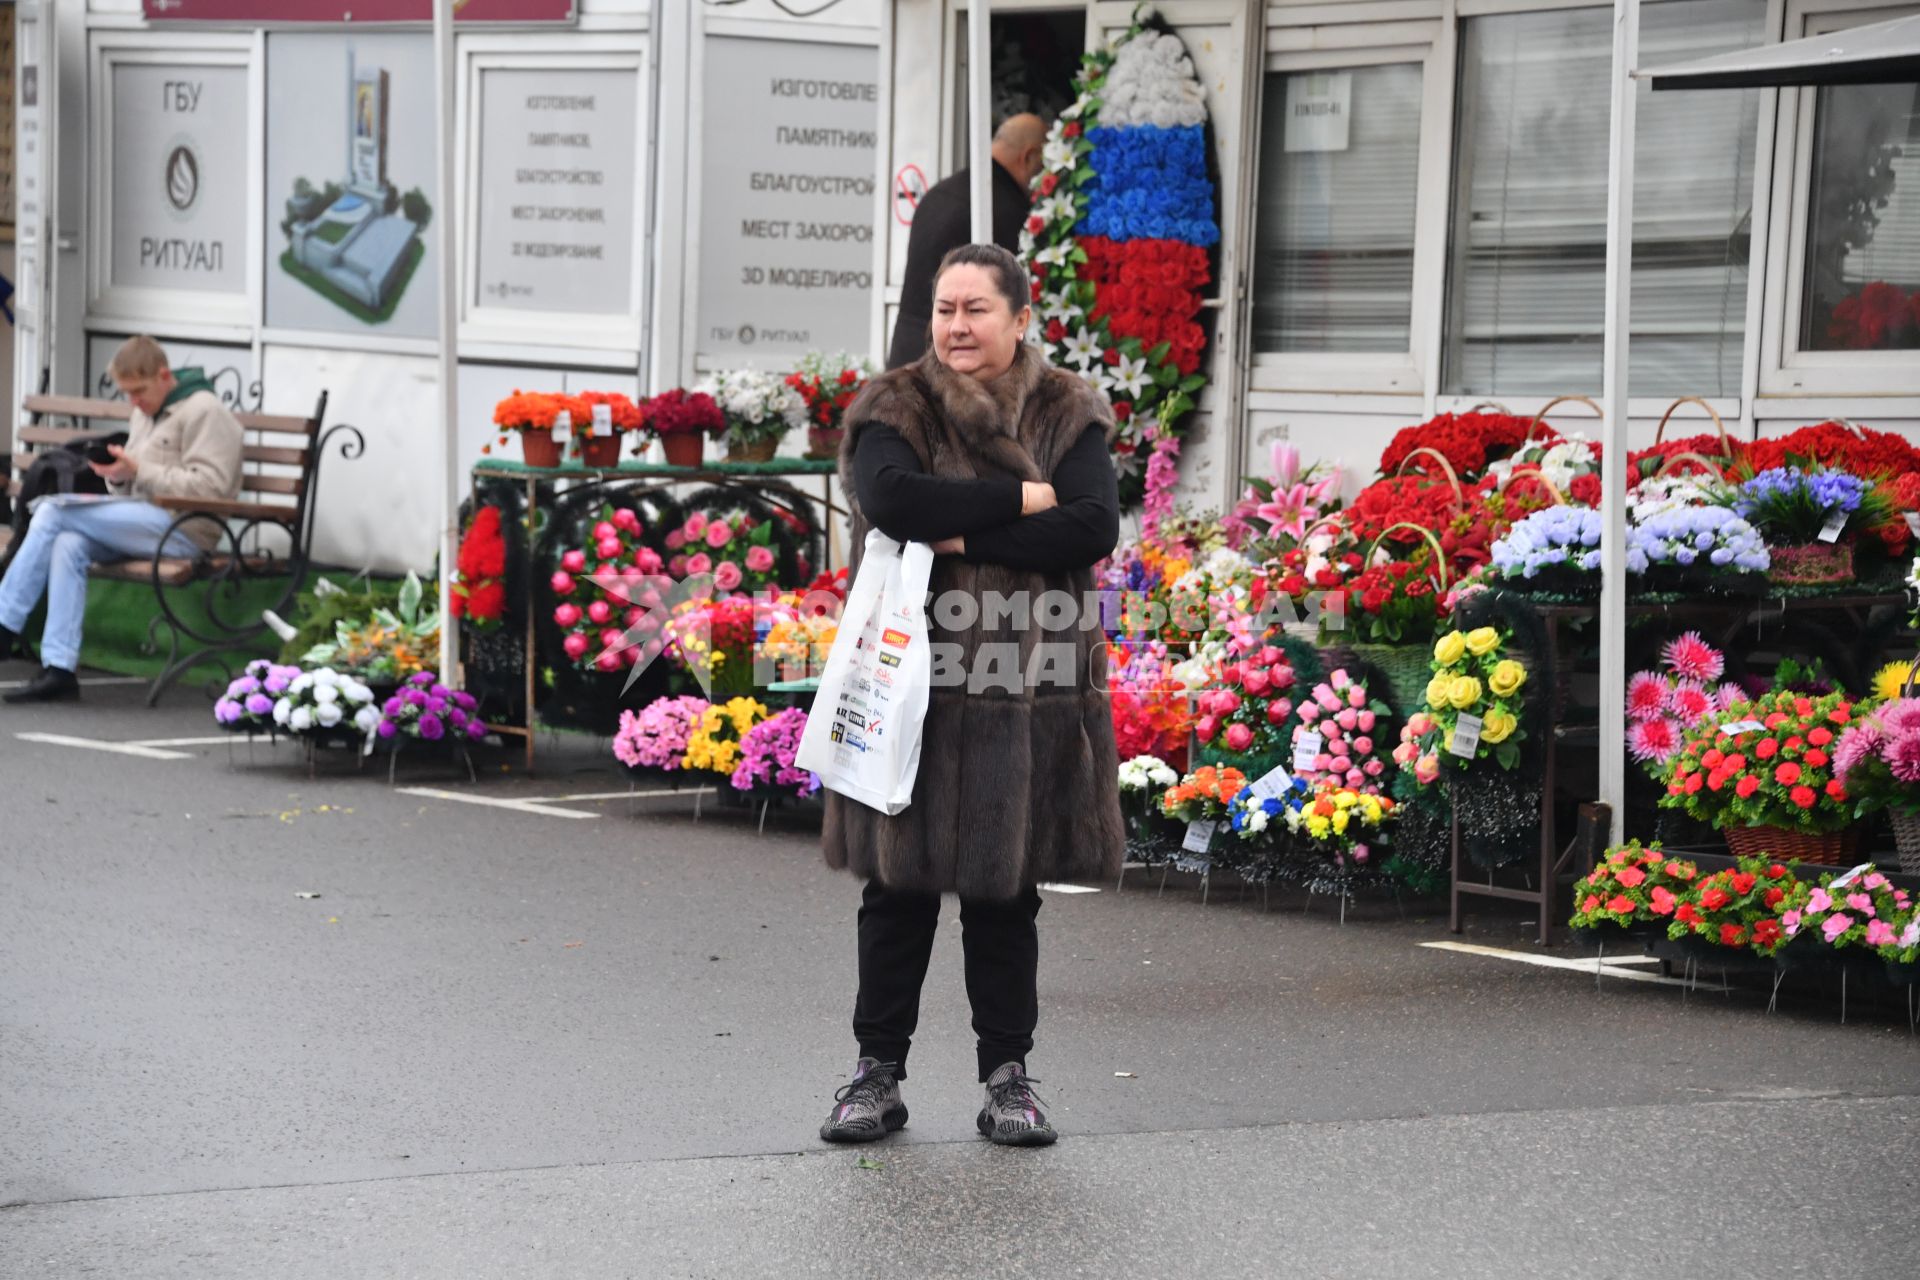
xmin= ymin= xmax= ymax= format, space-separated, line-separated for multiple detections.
xmin=3 ymin=665 xmax=1916 ymax=1278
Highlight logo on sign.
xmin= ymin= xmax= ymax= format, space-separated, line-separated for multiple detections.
xmin=165 ymin=145 xmax=200 ymax=212
xmin=880 ymin=628 xmax=910 ymax=649
xmin=879 ymin=652 xmax=901 ymax=668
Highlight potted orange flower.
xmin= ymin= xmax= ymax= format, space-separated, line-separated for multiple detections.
xmin=493 ymin=391 xmax=586 ymax=468
xmin=573 ymin=391 xmax=645 ymax=468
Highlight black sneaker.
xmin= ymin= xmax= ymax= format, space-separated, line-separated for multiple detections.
xmin=3 ymin=666 xmax=80 ymax=704
xmin=819 ymin=1057 xmax=907 ymax=1143
xmin=0 ymin=624 xmax=33 ymax=662
xmin=978 ymin=1062 xmax=1057 ymax=1146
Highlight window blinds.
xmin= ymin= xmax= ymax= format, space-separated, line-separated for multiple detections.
xmin=1443 ymin=0 xmax=1766 ymax=397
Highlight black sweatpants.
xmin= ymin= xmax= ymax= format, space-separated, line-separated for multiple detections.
xmin=852 ymin=878 xmax=1042 ymax=1083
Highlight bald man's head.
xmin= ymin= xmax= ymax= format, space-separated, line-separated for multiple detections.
xmin=992 ymin=113 xmax=1048 ymax=192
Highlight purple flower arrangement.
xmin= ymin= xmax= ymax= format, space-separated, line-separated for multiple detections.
xmin=729 ymin=706 xmax=820 ymax=798
xmin=375 ymin=671 xmax=487 ymax=745
xmin=214 ymin=660 xmax=303 ymax=732
xmin=1733 ymin=466 xmax=1873 ymax=544
xmin=611 ymin=695 xmax=710 ymax=772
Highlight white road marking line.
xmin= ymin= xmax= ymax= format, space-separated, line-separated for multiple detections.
xmin=14 ymin=732 xmax=193 ymax=761
xmin=129 ymin=736 xmax=249 ymax=748
xmin=1420 ymin=940 xmax=1693 ymax=987
xmin=395 ymin=787 xmax=602 ymax=820
xmin=1038 ymin=883 xmax=1101 ymax=894
xmin=0 ymin=675 xmax=148 ymax=690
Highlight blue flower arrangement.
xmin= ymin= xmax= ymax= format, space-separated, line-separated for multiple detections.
xmin=1079 ymin=126 xmax=1221 ymax=246
xmin=1489 ymin=508 xmax=1604 ymax=580
xmin=1733 ymin=466 xmax=1872 ymax=544
xmin=1626 ymin=506 xmax=1770 ymax=575
xmin=1227 ymin=775 xmax=1311 ymax=838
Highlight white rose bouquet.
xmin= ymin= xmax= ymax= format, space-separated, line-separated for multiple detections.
xmin=272 ymin=667 xmax=380 ymax=739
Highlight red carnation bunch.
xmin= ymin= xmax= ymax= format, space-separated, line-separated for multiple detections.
xmin=1569 ymin=841 xmax=1702 ymax=933
xmin=1660 ymin=687 xmax=1856 ymax=835
xmin=1331 ymin=558 xmax=1449 ymax=646
xmin=450 ymin=506 xmax=508 ymax=629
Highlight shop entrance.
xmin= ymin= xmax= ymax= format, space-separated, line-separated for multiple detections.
xmin=955 ymin=6 xmax=1087 ymax=159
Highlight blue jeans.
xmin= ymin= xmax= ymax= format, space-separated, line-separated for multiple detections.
xmin=0 ymin=498 xmax=198 ymax=671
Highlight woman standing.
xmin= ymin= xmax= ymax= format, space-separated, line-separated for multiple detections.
xmin=818 ymin=243 xmax=1124 ymax=1147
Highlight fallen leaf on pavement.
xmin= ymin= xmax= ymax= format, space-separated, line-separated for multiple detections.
xmin=855 ymin=1156 xmax=883 ymax=1171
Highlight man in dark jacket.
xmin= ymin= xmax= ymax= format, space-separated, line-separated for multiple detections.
xmin=885 ymin=114 xmax=1047 ymax=369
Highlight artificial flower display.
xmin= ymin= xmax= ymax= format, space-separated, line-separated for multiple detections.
xmin=1022 ymin=12 xmax=1217 ymax=506
xmin=1325 ymin=557 xmax=1449 ymax=646
xmin=1158 ymin=764 xmax=1248 ymax=824
xmin=1227 ymin=442 xmax=1343 ymax=549
xmin=1625 ymin=506 xmax=1770 ymax=583
xmin=214 ymin=659 xmax=304 ymax=732
xmin=491 ymin=390 xmax=585 ymax=436
xmin=1292 ymin=669 xmax=1392 ymax=795
xmin=729 ymin=706 xmax=820 ymax=798
xmin=1378 ymin=409 xmax=1541 ymax=483
xmin=611 ymin=694 xmax=710 ymax=773
xmin=1659 ymin=687 xmax=1856 ymax=837
xmin=1488 ymin=507 xmax=1602 ymax=584
xmin=644 ymin=387 xmax=725 ymax=440
xmin=1568 ymin=842 xmax=1703 ymax=935
xmin=1407 ymin=625 xmax=1530 ymax=774
xmin=662 ymin=597 xmax=758 ymax=697
xmin=1282 ymin=783 xmax=1397 ymax=868
xmin=1833 ymin=697 xmax=1920 ymax=866
xmin=551 ymin=505 xmax=666 ymax=673
xmin=683 ymin=696 xmax=770 ymax=777
xmin=374 ymin=671 xmax=485 ymax=744
xmin=1786 ymin=868 xmax=1913 ymax=955
xmin=273 ymin=666 xmax=381 ymax=738
xmin=1108 ymin=641 xmax=1197 ymax=768
xmin=698 ymin=368 xmax=806 ymax=453
xmin=664 ymin=506 xmax=785 ymax=596
xmin=1624 ymin=632 xmax=1742 ymax=769
xmin=1666 ymin=857 xmax=1805 ymax=955
xmin=1193 ymin=642 xmax=1308 ymax=760
xmin=450 ymin=505 xmax=509 ymax=631
xmin=784 ymin=351 xmax=872 ymax=456
xmin=1733 ymin=466 xmax=1883 ymax=545
xmin=755 ymin=607 xmax=839 ymax=683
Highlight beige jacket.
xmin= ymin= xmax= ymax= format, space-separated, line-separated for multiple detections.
xmin=109 ymin=389 xmax=245 ymax=550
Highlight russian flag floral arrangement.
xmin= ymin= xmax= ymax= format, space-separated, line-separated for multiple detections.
xmin=1022 ymin=3 xmax=1219 ymax=511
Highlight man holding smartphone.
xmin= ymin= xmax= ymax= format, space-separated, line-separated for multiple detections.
xmin=0 ymin=336 xmax=243 ymax=703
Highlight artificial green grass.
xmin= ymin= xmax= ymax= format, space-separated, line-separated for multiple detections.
xmin=276 ymin=236 xmax=425 ymax=327
xmin=312 ymin=219 xmax=353 ymax=245
xmin=25 ymin=574 xmax=294 ymax=693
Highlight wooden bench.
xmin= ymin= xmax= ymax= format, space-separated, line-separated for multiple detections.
xmin=3 ymin=390 xmax=364 ymax=704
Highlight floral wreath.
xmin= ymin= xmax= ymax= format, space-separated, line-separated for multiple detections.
xmin=1021 ymin=4 xmax=1220 ymax=516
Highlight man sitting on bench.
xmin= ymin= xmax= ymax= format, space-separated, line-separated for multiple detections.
xmin=0 ymin=336 xmax=243 ymax=704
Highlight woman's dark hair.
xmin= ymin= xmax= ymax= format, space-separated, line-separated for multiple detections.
xmin=932 ymin=243 xmax=1030 ymax=316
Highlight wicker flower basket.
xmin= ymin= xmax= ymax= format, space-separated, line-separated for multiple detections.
xmin=1890 ymin=810 xmax=1920 ymax=875
xmin=1722 ymin=823 xmax=1858 ymax=867
xmin=1347 ymin=642 xmax=1435 ymax=720
xmin=725 ymin=436 xmax=780 ymax=463
xmin=1766 ymin=541 xmax=1852 ymax=586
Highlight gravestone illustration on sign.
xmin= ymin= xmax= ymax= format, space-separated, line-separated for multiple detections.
xmin=278 ymin=52 xmax=430 ymax=322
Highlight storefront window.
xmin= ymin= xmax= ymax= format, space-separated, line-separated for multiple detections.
xmin=1252 ymin=63 xmax=1423 ymax=354
xmin=1443 ymin=0 xmax=1766 ymax=396
xmin=1799 ymin=81 xmax=1920 ymax=352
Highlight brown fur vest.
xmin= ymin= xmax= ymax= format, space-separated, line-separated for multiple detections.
xmin=820 ymin=343 xmax=1126 ymax=900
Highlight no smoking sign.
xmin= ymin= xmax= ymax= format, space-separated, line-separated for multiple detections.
xmin=893 ymin=164 xmax=927 ymax=226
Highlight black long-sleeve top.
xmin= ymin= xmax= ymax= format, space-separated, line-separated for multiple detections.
xmin=852 ymin=422 xmax=1120 ymax=573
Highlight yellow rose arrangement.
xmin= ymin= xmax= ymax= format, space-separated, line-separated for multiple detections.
xmin=1408 ymin=623 xmax=1530 ymax=778
xmin=683 ymin=696 xmax=770 ymax=776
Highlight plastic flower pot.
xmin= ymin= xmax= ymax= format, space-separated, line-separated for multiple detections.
xmin=520 ymin=430 xmax=563 ymax=468
xmin=579 ymin=435 xmax=623 ymax=468
xmin=725 ymin=436 xmax=781 ymax=463
xmin=661 ymin=434 xmax=705 ymax=468
xmin=1765 ymin=541 xmax=1852 ymax=587
xmin=805 ymin=425 xmax=844 ymax=460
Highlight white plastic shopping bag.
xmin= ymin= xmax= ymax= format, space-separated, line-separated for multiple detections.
xmin=796 ymin=530 xmax=934 ymax=815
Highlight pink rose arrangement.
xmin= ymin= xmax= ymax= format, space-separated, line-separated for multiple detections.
xmin=664 ymin=506 xmax=783 ymax=597
xmin=1193 ymin=642 xmax=1306 ymax=761
xmin=1392 ymin=712 xmax=1442 ymax=787
xmin=551 ymin=504 xmax=667 ymax=673
xmin=729 ymin=706 xmax=820 ymax=798
xmin=1625 ymin=631 xmax=1743 ymax=769
xmin=612 ymin=694 xmax=710 ymax=773
xmin=1291 ymin=669 xmax=1392 ymax=795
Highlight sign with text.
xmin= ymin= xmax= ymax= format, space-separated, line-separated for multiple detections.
xmin=144 ymin=1 xmax=574 ymax=23
xmin=111 ymin=62 xmax=249 ymax=296
xmin=697 ymin=36 xmax=879 ymax=360
xmin=1284 ymin=70 xmax=1351 ymax=153
xmin=474 ymin=65 xmax=639 ymax=316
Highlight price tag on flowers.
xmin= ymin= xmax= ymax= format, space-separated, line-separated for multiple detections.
xmin=1182 ymin=819 xmax=1218 ymax=854
xmin=1817 ymin=510 xmax=1847 ymax=543
xmin=1248 ymin=765 xmax=1292 ymax=802
xmin=1292 ymin=731 xmax=1323 ymax=773
xmin=590 ymin=404 xmax=613 ymax=438
xmin=1449 ymin=712 xmax=1483 ymax=758
xmin=552 ymin=410 xmax=573 ymax=446
xmin=1718 ymin=719 xmax=1767 ymax=736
